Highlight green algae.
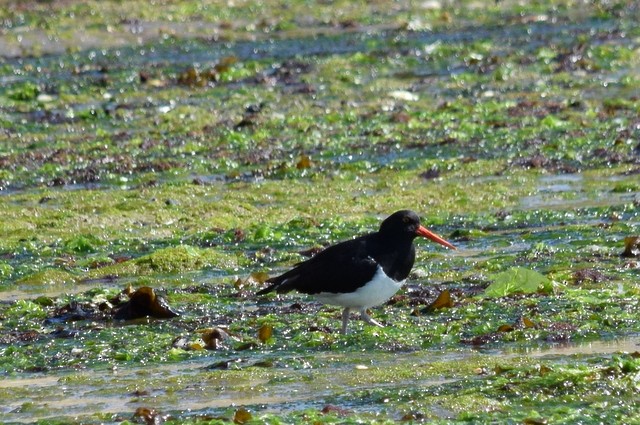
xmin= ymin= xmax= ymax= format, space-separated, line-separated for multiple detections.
xmin=87 ymin=245 xmax=243 ymax=278
xmin=4 ymin=299 xmax=47 ymax=323
xmin=484 ymin=267 xmax=554 ymax=298
xmin=16 ymin=269 xmax=78 ymax=286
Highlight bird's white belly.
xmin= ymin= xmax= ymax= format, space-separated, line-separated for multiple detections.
xmin=314 ymin=267 xmax=404 ymax=309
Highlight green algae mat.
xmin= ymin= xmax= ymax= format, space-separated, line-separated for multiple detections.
xmin=1 ymin=0 xmax=640 ymax=423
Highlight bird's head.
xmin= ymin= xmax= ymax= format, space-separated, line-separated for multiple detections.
xmin=380 ymin=210 xmax=456 ymax=250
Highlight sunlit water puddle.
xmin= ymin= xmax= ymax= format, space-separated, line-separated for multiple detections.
xmin=0 ymin=277 xmax=134 ymax=303
xmin=505 ymin=337 xmax=640 ymax=358
xmin=1 ymin=337 xmax=638 ymax=423
xmin=0 ymin=270 xmax=235 ymax=302
xmin=520 ymin=173 xmax=639 ymax=210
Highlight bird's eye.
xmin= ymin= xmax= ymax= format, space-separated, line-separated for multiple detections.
xmin=402 ymin=216 xmax=410 ymax=223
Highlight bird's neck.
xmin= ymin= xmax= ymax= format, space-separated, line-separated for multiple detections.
xmin=371 ymin=234 xmax=416 ymax=281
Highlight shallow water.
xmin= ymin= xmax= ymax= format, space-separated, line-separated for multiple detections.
xmin=0 ymin=351 xmax=451 ymax=422
xmin=1 ymin=336 xmax=637 ymax=423
xmin=520 ymin=173 xmax=639 ymax=210
xmin=0 ymin=277 xmax=125 ymax=302
xmin=513 ymin=337 xmax=640 ymax=358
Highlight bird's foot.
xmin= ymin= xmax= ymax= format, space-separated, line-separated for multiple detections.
xmin=341 ymin=308 xmax=351 ymax=335
xmin=360 ymin=310 xmax=384 ymax=328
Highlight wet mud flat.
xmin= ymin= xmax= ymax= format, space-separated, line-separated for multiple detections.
xmin=1 ymin=0 xmax=640 ymax=424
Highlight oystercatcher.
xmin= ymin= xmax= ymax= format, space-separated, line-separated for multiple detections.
xmin=256 ymin=210 xmax=456 ymax=334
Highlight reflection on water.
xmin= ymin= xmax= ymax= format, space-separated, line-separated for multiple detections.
xmin=519 ymin=173 xmax=639 ymax=210
xmin=0 ymin=276 xmax=129 ymax=302
xmin=509 ymin=337 xmax=640 ymax=358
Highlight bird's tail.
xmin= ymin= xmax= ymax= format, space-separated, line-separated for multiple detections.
xmin=255 ymin=282 xmax=279 ymax=296
xmin=256 ymin=273 xmax=297 ymax=295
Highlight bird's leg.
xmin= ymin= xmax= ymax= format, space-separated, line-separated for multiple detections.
xmin=360 ymin=309 xmax=384 ymax=328
xmin=341 ymin=308 xmax=351 ymax=334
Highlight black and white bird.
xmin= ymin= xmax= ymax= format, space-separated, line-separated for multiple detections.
xmin=256 ymin=210 xmax=456 ymax=334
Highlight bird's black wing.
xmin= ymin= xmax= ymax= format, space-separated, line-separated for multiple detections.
xmin=256 ymin=235 xmax=379 ymax=295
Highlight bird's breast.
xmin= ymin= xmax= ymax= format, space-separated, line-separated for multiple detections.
xmin=314 ymin=266 xmax=404 ymax=309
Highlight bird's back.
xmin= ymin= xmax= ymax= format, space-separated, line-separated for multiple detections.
xmin=257 ymin=230 xmax=416 ymax=295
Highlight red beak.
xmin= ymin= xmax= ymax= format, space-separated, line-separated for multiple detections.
xmin=416 ymin=225 xmax=456 ymax=250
